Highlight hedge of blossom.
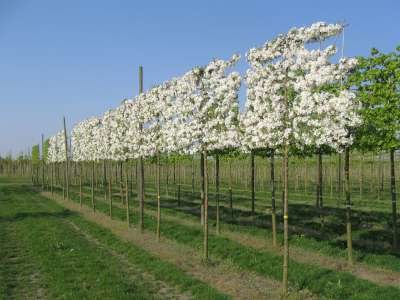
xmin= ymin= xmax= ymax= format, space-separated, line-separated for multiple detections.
xmin=47 ymin=21 xmax=360 ymax=163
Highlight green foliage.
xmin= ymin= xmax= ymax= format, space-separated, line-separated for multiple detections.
xmin=349 ymin=46 xmax=400 ymax=151
xmin=31 ymin=144 xmax=40 ymax=166
xmin=42 ymin=139 xmax=49 ymax=163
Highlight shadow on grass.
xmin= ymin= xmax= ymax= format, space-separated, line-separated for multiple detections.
xmin=0 ymin=209 xmax=76 ymax=223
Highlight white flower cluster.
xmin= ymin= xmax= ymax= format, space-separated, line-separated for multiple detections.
xmin=47 ymin=130 xmax=66 ymax=163
xmin=47 ymin=22 xmax=360 ymax=161
xmin=71 ymin=117 xmax=102 ymax=162
xmin=241 ymin=22 xmax=360 ymax=152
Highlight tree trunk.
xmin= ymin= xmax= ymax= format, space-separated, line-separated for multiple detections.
xmin=200 ymin=152 xmax=205 ymax=225
xmin=282 ymin=145 xmax=289 ymax=296
xmin=229 ymin=159 xmax=233 ymax=219
xmin=79 ymin=163 xmax=82 ymax=207
xmin=109 ymin=163 xmax=113 ymax=219
xmin=317 ymin=149 xmax=324 ymax=228
xmin=191 ymin=157 xmax=195 ymax=196
xmin=338 ymin=153 xmax=342 ymax=207
xmin=270 ymin=150 xmax=277 ymax=247
xmin=390 ymin=149 xmax=398 ymax=250
xmin=157 ymin=152 xmax=161 ymax=241
xmin=125 ymin=162 xmax=130 ymax=227
xmin=251 ymin=151 xmax=255 ymax=215
xmin=91 ymin=161 xmax=95 ymax=212
xmin=345 ymin=147 xmax=353 ymax=265
xmin=203 ymin=150 xmax=209 ymax=261
xmin=138 ymin=156 xmax=144 ymax=232
xmin=215 ymin=153 xmax=220 ymax=234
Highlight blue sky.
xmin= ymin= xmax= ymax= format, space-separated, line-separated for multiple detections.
xmin=0 ymin=0 xmax=399 ymax=156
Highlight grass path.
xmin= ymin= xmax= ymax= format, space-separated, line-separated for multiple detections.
xmin=47 ymin=185 xmax=400 ymax=299
xmin=44 ymin=191 xmax=295 ymax=300
xmin=72 ymin=185 xmax=400 ymax=287
xmin=0 ymin=179 xmax=228 ymax=299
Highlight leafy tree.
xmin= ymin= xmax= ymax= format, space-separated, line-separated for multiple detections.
xmin=349 ymin=46 xmax=400 ymax=249
xmin=31 ymin=144 xmax=40 ymax=166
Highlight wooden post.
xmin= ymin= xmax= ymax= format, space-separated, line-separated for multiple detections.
xmin=138 ymin=65 xmax=145 ymax=233
xmin=63 ymin=117 xmax=69 ymax=200
xmin=41 ymin=134 xmax=45 ymax=190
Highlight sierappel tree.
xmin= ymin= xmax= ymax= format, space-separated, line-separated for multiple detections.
xmin=242 ymin=22 xmax=360 ymax=295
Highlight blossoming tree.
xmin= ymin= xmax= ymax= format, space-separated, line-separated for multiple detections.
xmin=242 ymin=22 xmax=360 ymax=294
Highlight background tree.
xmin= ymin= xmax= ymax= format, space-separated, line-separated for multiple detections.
xmin=349 ymin=46 xmax=400 ymax=250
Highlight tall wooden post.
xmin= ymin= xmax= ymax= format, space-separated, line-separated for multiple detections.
xmin=63 ymin=117 xmax=69 ymax=200
xmin=138 ymin=65 xmax=145 ymax=233
xmin=41 ymin=134 xmax=45 ymax=190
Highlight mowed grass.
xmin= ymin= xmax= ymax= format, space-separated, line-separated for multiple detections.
xmin=0 ymin=178 xmax=228 ymax=300
xmin=57 ymin=183 xmax=400 ymax=300
xmin=76 ymin=180 xmax=400 ymax=274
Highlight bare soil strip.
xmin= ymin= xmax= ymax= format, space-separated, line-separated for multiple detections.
xmin=43 ymin=192 xmax=305 ymax=300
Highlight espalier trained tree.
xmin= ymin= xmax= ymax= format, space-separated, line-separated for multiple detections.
xmin=182 ymin=56 xmax=241 ymax=259
xmin=71 ymin=117 xmax=102 ymax=210
xmin=241 ymin=22 xmax=360 ymax=295
xmin=41 ymin=21 xmax=365 ymax=295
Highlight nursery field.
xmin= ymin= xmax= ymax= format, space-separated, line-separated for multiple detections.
xmin=1 ymin=152 xmax=400 ymax=299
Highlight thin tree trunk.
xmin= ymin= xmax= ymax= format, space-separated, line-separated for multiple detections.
xmin=124 ymin=162 xmax=130 ymax=227
xmin=138 ymin=156 xmax=144 ymax=232
xmin=79 ymin=163 xmax=82 ymax=207
xmin=282 ymin=144 xmax=289 ymax=296
xmin=215 ymin=153 xmax=220 ymax=235
xmin=317 ymin=149 xmax=324 ymax=228
xmin=390 ymin=149 xmax=398 ymax=250
xmin=109 ymin=163 xmax=113 ymax=219
xmin=345 ymin=147 xmax=353 ymax=265
xmin=251 ymin=151 xmax=255 ymax=215
xmin=203 ymin=150 xmax=209 ymax=261
xmin=229 ymin=159 xmax=233 ymax=219
xmin=157 ymin=151 xmax=161 ymax=241
xmin=270 ymin=150 xmax=277 ymax=247
xmin=200 ymin=152 xmax=205 ymax=225
xmin=91 ymin=161 xmax=95 ymax=212
xmin=51 ymin=163 xmax=54 ymax=195
xmin=191 ymin=156 xmax=195 ymax=196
